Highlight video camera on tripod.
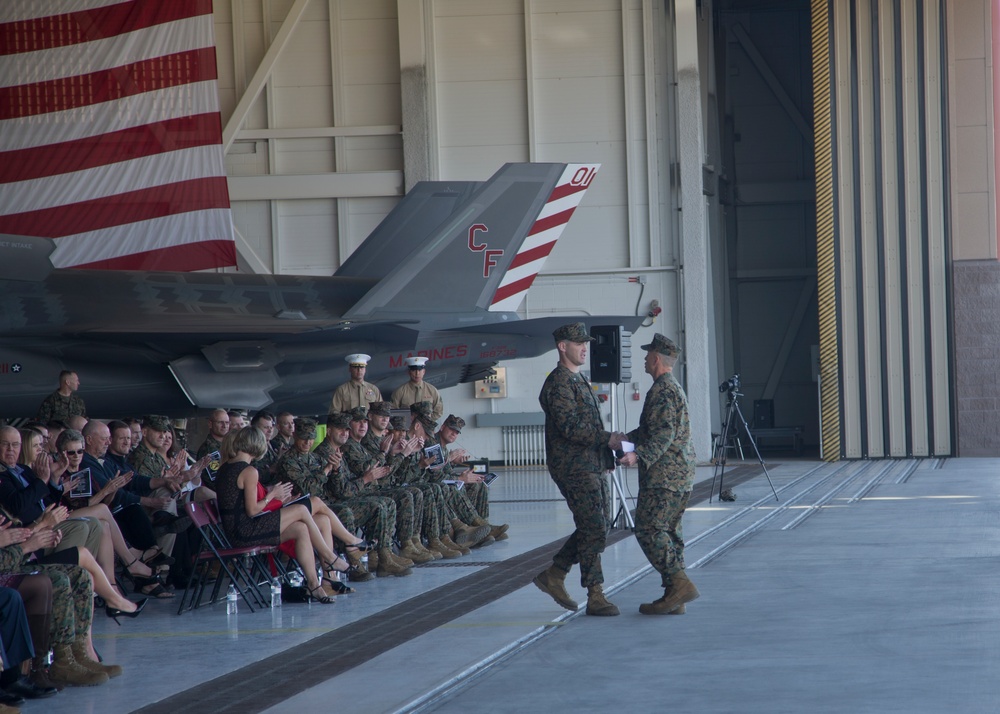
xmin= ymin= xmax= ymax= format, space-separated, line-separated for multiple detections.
xmin=719 ymin=373 xmax=741 ymax=394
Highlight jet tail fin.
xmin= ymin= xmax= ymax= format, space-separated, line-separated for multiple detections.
xmin=339 ymin=163 xmax=599 ymax=318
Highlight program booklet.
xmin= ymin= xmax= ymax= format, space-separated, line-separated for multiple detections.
xmin=203 ymin=451 xmax=222 ymax=482
xmin=68 ymin=468 xmax=92 ymax=499
xmin=423 ymin=443 xmax=445 ymax=469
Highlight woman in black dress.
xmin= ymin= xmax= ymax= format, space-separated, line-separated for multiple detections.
xmin=216 ymin=426 xmax=348 ymax=604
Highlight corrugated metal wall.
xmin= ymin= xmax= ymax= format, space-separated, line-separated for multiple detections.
xmin=816 ymin=0 xmax=952 ymax=458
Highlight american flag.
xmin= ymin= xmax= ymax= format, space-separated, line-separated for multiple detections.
xmin=0 ymin=0 xmax=236 ymax=271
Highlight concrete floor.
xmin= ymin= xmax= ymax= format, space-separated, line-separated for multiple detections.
xmin=30 ymin=456 xmax=1000 ymax=714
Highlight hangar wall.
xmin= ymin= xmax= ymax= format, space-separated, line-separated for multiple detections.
xmin=212 ymin=0 xmax=696 ymax=462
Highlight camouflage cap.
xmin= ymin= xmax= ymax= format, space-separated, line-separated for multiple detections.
xmin=640 ymin=333 xmax=681 ymax=357
xmin=143 ymin=415 xmax=170 ymax=432
xmin=552 ymin=322 xmax=594 ymax=343
xmin=347 ymin=406 xmax=368 ymax=423
xmin=293 ymin=417 xmax=317 ymax=440
xmin=389 ymin=416 xmax=407 ymax=431
xmin=326 ymin=412 xmax=351 ymax=430
xmin=409 ymin=401 xmax=438 ymax=432
xmin=442 ymin=415 xmax=466 ymax=433
xmin=367 ymin=401 xmax=392 ymax=417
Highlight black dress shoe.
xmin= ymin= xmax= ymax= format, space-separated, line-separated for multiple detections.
xmin=0 ymin=689 xmax=25 ymax=706
xmin=6 ymin=676 xmax=58 ymax=699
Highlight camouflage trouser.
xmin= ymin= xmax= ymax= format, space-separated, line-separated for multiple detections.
xmin=550 ymin=471 xmax=610 ymax=588
xmin=338 ymin=496 xmax=396 ymax=546
xmin=21 ymin=564 xmax=93 ymax=645
xmin=328 ymin=504 xmax=356 ymax=546
xmin=463 ymin=482 xmax=489 ymax=520
xmin=374 ymin=486 xmax=421 ymax=543
xmin=635 ymin=487 xmax=691 ymax=588
xmin=441 ymin=484 xmax=480 ymax=525
xmin=408 ymin=482 xmax=447 ymax=538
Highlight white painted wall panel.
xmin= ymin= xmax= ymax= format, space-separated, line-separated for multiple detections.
xmin=437 ymin=81 xmax=528 ymax=147
xmin=435 ymin=14 xmax=526 ymax=83
xmin=277 ymin=199 xmax=338 ymax=274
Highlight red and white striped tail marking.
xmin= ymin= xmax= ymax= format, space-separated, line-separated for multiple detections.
xmin=0 ymin=0 xmax=236 ymax=272
xmin=489 ymin=163 xmax=599 ymax=312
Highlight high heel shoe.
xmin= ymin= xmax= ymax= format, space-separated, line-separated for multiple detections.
xmin=348 ymin=539 xmax=377 ymax=553
xmin=307 ymin=585 xmax=335 ymax=604
xmin=105 ymin=596 xmax=148 ymax=626
xmin=322 ymin=577 xmax=355 ymax=595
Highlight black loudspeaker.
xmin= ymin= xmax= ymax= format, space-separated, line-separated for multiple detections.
xmin=753 ymin=399 xmax=774 ymax=429
xmin=589 ymin=325 xmax=632 ymax=384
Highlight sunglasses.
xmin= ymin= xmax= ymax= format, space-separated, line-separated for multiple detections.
xmin=64 ymin=449 xmax=85 ymax=455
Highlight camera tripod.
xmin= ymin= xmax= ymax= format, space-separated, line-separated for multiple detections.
xmin=710 ymin=390 xmax=778 ymax=503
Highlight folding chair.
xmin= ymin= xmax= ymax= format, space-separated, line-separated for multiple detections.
xmin=176 ymin=499 xmax=279 ymax=614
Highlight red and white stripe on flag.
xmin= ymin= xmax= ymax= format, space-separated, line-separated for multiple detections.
xmin=0 ymin=0 xmax=236 ymax=271
xmin=489 ymin=163 xmax=600 ymax=312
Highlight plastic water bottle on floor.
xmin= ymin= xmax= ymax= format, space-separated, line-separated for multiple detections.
xmin=271 ymin=577 xmax=282 ymax=608
xmin=226 ymin=584 xmax=238 ymax=615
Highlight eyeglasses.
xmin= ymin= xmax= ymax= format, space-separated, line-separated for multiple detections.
xmin=0 ymin=441 xmax=20 ymax=449
xmin=64 ymin=449 xmax=85 ymax=455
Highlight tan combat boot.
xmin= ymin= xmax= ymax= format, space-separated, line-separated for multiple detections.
xmin=48 ymin=644 xmax=108 ymax=687
xmin=387 ymin=549 xmax=414 ymax=568
xmin=471 ymin=534 xmax=495 ymax=548
xmin=375 ymin=548 xmax=412 ymax=577
xmin=71 ymin=641 xmax=123 ymax=678
xmin=344 ymin=550 xmax=375 ymax=582
xmin=426 ymin=536 xmax=462 ymax=559
xmin=585 ymin=585 xmax=620 ymax=616
xmin=440 ymin=532 xmax=471 ymax=555
xmin=532 ymin=565 xmax=578 ymax=611
xmin=450 ymin=519 xmax=490 ymax=547
xmin=638 ymin=571 xmax=700 ymax=615
xmin=413 ymin=536 xmax=442 ymax=560
xmin=398 ymin=540 xmax=435 ymax=564
xmin=472 ymin=515 xmax=509 ymax=541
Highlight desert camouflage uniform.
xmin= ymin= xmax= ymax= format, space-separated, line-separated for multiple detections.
xmin=0 ymin=544 xmax=92 ymax=646
xmin=36 ymin=391 xmax=86 ymax=422
xmin=342 ymin=438 xmax=416 ymax=541
xmin=539 ymin=364 xmax=614 ymax=588
xmin=626 ymin=371 xmax=696 ymax=588
xmin=306 ymin=441 xmax=396 ymax=546
xmin=271 ymin=446 xmax=358 ymax=541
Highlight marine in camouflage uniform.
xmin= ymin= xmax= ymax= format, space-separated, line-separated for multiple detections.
xmin=272 ymin=422 xmax=359 ymax=543
xmin=290 ymin=420 xmax=396 ymax=550
xmin=128 ymin=415 xmax=182 ymax=558
xmin=0 ymin=540 xmax=117 ymax=685
xmin=533 ymin=322 xmax=620 ymax=617
xmin=36 ymin=371 xmax=86 ymax=422
xmin=341 ymin=407 xmax=416 ymax=544
xmin=623 ymin=333 xmax=700 ymax=615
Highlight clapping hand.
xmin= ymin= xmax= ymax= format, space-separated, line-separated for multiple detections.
xmin=266 ymin=482 xmax=292 ymax=504
xmin=22 ymin=527 xmax=60 ymax=554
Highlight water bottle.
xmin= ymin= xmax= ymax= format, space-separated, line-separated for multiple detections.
xmin=226 ymin=584 xmax=238 ymax=615
xmin=270 ymin=577 xmax=282 ymax=608
xmin=287 ymin=569 xmax=303 ymax=588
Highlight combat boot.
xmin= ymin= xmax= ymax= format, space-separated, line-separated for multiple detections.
xmin=532 ymin=565 xmax=578 ymax=611
xmin=71 ymin=641 xmax=122 ymax=678
xmin=375 ymin=548 xmax=412 ymax=577
xmin=450 ymin=519 xmax=490 ymax=547
xmin=472 ymin=516 xmax=509 ymax=541
xmin=399 ymin=540 xmax=435 ymax=564
xmin=387 ymin=549 xmax=414 ymax=568
xmin=29 ymin=657 xmax=63 ymax=692
xmin=440 ymin=532 xmax=471 ymax=555
xmin=413 ymin=536 xmax=442 ymax=560
xmin=426 ymin=536 xmax=462 ymax=559
xmin=638 ymin=571 xmax=700 ymax=615
xmin=345 ymin=550 xmax=375 ymax=582
xmin=471 ymin=534 xmax=495 ymax=548
xmin=48 ymin=645 xmax=108 ymax=687
xmin=585 ymin=585 xmax=620 ymax=616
